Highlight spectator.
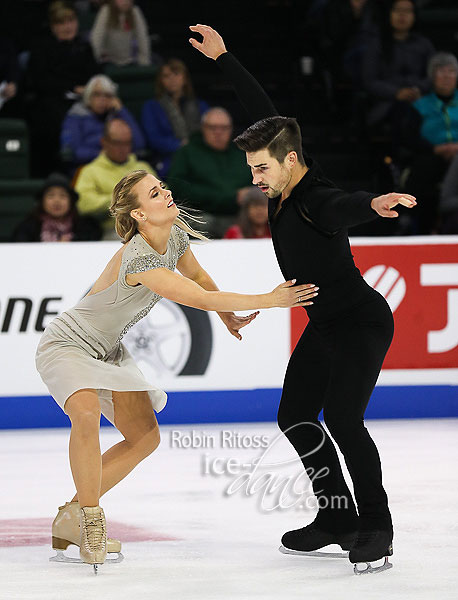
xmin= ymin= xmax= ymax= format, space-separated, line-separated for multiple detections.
xmin=404 ymin=52 xmax=458 ymax=233
xmin=26 ymin=0 xmax=98 ymax=175
xmin=90 ymin=0 xmax=151 ymax=66
xmin=168 ymin=107 xmax=252 ymax=239
xmin=439 ymin=154 xmax=458 ymax=234
xmin=320 ymin=0 xmax=376 ymax=87
xmin=75 ymin=118 xmax=156 ymax=239
xmin=142 ymin=59 xmax=209 ymax=177
xmin=362 ymin=0 xmax=434 ymax=127
xmin=0 ymin=36 xmax=19 ymax=114
xmin=224 ymin=187 xmax=271 ymax=239
xmin=61 ymin=74 xmax=145 ymax=170
xmin=11 ymin=172 xmax=102 ymax=242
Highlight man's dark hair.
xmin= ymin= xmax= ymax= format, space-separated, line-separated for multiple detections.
xmin=234 ymin=116 xmax=305 ymax=165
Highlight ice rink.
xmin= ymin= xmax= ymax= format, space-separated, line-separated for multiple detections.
xmin=1 ymin=418 xmax=457 ymax=600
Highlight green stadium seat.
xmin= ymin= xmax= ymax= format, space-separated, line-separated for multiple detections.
xmin=0 ymin=179 xmax=44 ymax=242
xmin=0 ymin=119 xmax=30 ymax=179
xmin=104 ymin=65 xmax=157 ymax=122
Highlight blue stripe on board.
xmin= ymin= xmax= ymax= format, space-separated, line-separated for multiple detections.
xmin=0 ymin=386 xmax=457 ymax=429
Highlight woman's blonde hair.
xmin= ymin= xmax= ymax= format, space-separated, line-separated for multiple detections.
xmin=110 ymin=170 xmax=208 ymax=243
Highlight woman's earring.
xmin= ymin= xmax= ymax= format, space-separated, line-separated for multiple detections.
xmin=142 ymin=216 xmax=147 ymax=221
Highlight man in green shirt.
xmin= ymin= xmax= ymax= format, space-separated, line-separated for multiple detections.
xmin=168 ymin=107 xmax=252 ymax=238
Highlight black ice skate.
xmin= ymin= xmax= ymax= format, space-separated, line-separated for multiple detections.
xmin=279 ymin=522 xmax=357 ymax=558
xmin=349 ymin=530 xmax=393 ymax=575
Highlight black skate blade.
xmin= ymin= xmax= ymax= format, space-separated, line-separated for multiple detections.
xmin=279 ymin=545 xmax=349 ymax=558
xmin=49 ymin=550 xmax=124 ymax=564
xmin=353 ymin=556 xmax=393 ymax=575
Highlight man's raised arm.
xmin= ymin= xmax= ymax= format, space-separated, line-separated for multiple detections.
xmin=189 ymin=24 xmax=278 ymax=124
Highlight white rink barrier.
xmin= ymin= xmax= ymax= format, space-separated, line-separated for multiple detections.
xmin=0 ymin=237 xmax=457 ymax=428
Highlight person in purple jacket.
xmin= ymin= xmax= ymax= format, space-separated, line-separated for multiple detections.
xmin=61 ymin=74 xmax=145 ymax=171
xmin=141 ymin=58 xmax=208 ymax=177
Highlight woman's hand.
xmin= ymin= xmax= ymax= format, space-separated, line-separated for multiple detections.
xmin=434 ymin=143 xmax=458 ymax=161
xmin=395 ymin=87 xmax=420 ymax=102
xmin=1 ymin=82 xmax=17 ymax=100
xmin=371 ymin=192 xmax=417 ymax=218
xmin=270 ymin=280 xmax=318 ymax=308
xmin=219 ymin=311 xmax=259 ymax=341
xmin=189 ymin=24 xmax=227 ymax=60
xmin=110 ymin=96 xmax=123 ymax=111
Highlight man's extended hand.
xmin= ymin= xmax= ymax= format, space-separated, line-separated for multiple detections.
xmin=218 ymin=311 xmax=259 ymax=341
xmin=189 ymin=24 xmax=227 ymax=60
xmin=371 ymin=192 xmax=417 ymax=218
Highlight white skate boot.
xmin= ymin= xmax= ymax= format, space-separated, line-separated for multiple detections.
xmin=79 ymin=506 xmax=107 ymax=574
xmin=50 ymin=501 xmax=123 ymax=566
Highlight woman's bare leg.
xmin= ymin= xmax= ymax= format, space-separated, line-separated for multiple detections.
xmin=65 ymin=389 xmax=102 ymax=507
xmin=69 ymin=391 xmax=160 ymax=502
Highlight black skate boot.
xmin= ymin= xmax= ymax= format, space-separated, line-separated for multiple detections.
xmin=279 ymin=522 xmax=357 ymax=558
xmin=349 ymin=530 xmax=393 ymax=575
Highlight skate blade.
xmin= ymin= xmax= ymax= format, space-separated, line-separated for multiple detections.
xmin=49 ymin=550 xmax=124 ymax=564
xmin=353 ymin=556 xmax=393 ymax=575
xmin=279 ymin=545 xmax=349 ymax=558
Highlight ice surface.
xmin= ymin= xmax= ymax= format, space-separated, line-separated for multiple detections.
xmin=0 ymin=419 xmax=457 ymax=600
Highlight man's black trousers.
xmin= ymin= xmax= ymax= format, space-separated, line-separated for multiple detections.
xmin=277 ymin=291 xmax=394 ymax=534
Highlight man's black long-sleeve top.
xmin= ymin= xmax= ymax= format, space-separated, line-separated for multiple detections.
xmin=216 ymin=52 xmax=379 ymax=321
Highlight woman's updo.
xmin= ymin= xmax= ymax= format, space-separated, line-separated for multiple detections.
xmin=110 ymin=169 xmax=147 ymax=243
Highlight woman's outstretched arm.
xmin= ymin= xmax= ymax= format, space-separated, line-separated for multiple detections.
xmin=189 ymin=24 xmax=278 ymax=123
xmin=130 ymin=265 xmax=317 ymax=313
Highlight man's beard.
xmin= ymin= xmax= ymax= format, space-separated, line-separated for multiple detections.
xmin=267 ymin=169 xmax=292 ymax=198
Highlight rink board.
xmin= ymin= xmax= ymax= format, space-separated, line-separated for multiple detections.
xmin=0 ymin=386 xmax=457 ymax=429
xmin=0 ymin=237 xmax=457 ymax=429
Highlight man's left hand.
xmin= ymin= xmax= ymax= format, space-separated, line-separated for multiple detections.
xmin=371 ymin=192 xmax=417 ymax=218
xmin=218 ymin=311 xmax=260 ymax=341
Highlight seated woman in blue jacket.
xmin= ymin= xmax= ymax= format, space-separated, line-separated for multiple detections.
xmin=60 ymin=74 xmax=145 ymax=170
xmin=141 ymin=58 xmax=208 ymax=177
xmin=403 ymin=52 xmax=458 ymax=233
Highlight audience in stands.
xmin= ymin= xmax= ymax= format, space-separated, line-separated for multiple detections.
xmin=26 ymin=0 xmax=97 ymax=176
xmin=90 ymin=0 xmax=151 ymax=66
xmin=61 ymin=74 xmax=145 ymax=170
xmin=11 ymin=172 xmax=102 ymax=242
xmin=0 ymin=36 xmax=19 ymax=114
xmin=439 ymin=154 xmax=458 ymax=234
xmin=362 ymin=0 xmax=434 ymax=127
xmin=1 ymin=1 xmax=456 ymax=240
xmin=168 ymin=107 xmax=251 ymax=239
xmin=142 ymin=59 xmax=209 ymax=176
xmin=403 ymin=52 xmax=458 ymax=233
xmin=224 ymin=187 xmax=271 ymax=240
xmin=74 ymin=118 xmax=156 ymax=239
xmin=320 ymin=0 xmax=376 ymax=88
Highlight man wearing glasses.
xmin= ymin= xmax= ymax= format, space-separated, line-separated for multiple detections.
xmin=168 ymin=107 xmax=252 ymax=238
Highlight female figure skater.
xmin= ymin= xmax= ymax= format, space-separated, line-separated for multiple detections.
xmin=35 ymin=169 xmax=318 ymax=573
xmin=189 ymin=24 xmax=417 ymax=575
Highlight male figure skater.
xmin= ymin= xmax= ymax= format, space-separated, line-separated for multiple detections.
xmin=189 ymin=24 xmax=417 ymax=574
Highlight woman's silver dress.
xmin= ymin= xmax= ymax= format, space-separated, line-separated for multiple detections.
xmin=35 ymin=225 xmax=189 ymax=424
